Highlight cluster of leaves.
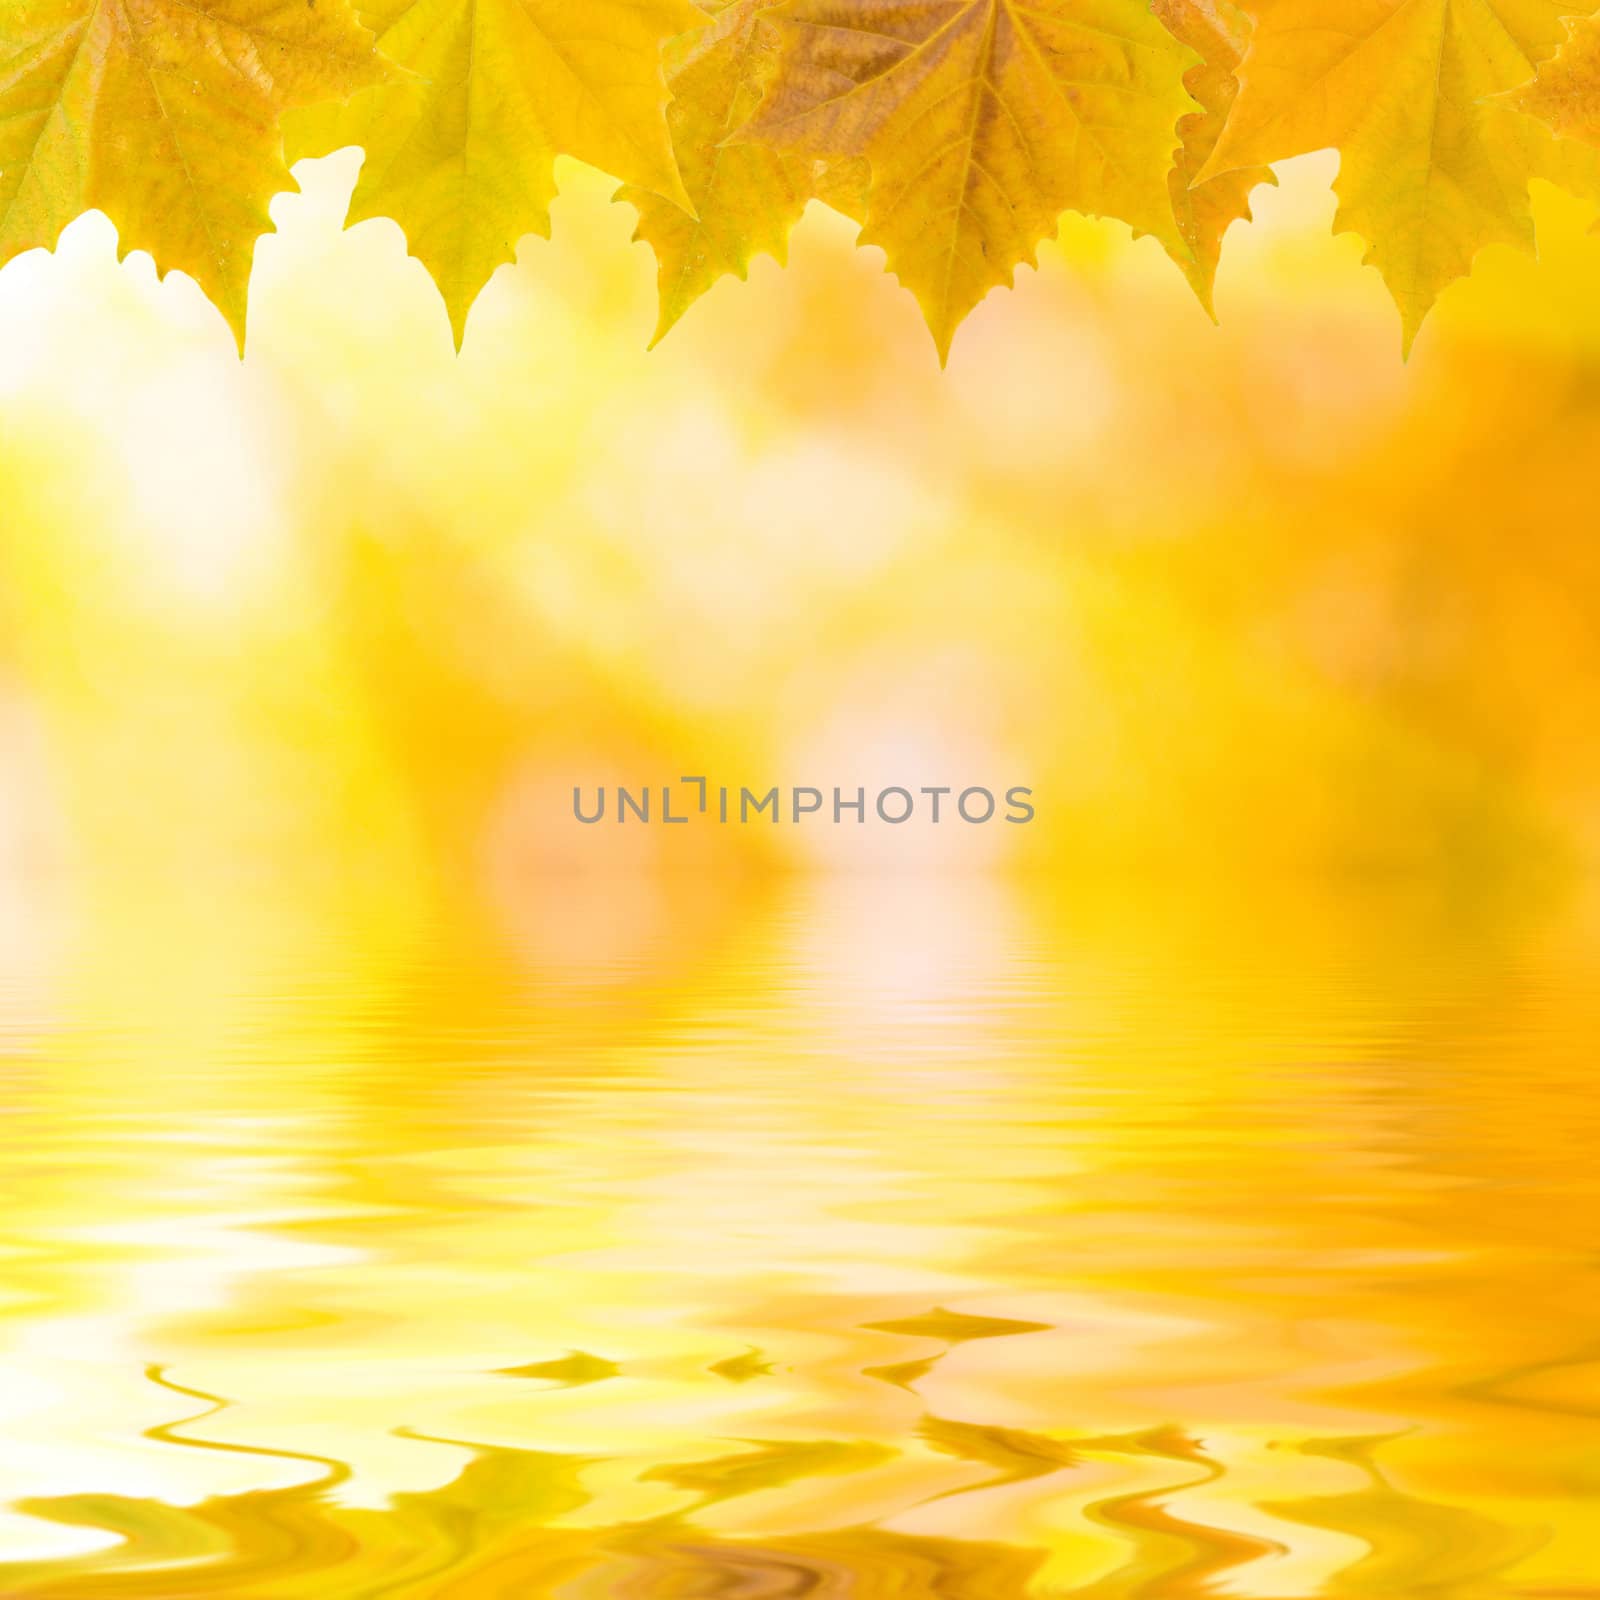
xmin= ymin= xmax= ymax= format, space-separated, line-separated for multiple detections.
xmin=6 ymin=0 xmax=1600 ymax=358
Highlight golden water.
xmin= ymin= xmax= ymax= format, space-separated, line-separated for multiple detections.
xmin=2 ymin=874 xmax=1598 ymax=1597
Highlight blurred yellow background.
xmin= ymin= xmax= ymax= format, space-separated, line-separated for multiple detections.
xmin=4 ymin=149 xmax=1600 ymax=929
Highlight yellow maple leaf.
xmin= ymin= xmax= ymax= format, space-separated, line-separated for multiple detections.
xmin=1516 ymin=15 xmax=1600 ymax=146
xmin=737 ymin=0 xmax=1201 ymax=364
xmin=619 ymin=0 xmax=816 ymax=346
xmin=1154 ymin=0 xmax=1274 ymax=316
xmin=1200 ymin=0 xmax=1600 ymax=353
xmin=0 ymin=0 xmax=386 ymax=348
xmin=285 ymin=0 xmax=706 ymax=345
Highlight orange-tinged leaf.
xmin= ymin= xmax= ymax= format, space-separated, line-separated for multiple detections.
xmin=620 ymin=0 xmax=813 ymax=345
xmin=0 ymin=0 xmax=387 ymax=348
xmin=619 ymin=0 xmax=865 ymax=343
xmin=1516 ymin=14 xmax=1600 ymax=146
xmin=1153 ymin=0 xmax=1274 ymax=316
xmin=738 ymin=0 xmax=1201 ymax=363
xmin=1201 ymin=0 xmax=1600 ymax=353
xmin=285 ymin=0 xmax=707 ymax=346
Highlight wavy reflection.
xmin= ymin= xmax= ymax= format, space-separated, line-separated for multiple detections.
xmin=1 ymin=875 xmax=1598 ymax=1596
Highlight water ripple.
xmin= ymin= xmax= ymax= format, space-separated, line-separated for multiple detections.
xmin=1 ymin=877 xmax=1598 ymax=1595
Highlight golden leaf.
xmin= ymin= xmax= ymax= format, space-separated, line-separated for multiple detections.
xmin=0 ymin=0 xmax=387 ymax=348
xmin=1153 ymin=0 xmax=1274 ymax=316
xmin=738 ymin=0 xmax=1201 ymax=363
xmin=286 ymin=0 xmax=706 ymax=345
xmin=620 ymin=0 xmax=813 ymax=345
xmin=1516 ymin=14 xmax=1600 ymax=148
xmin=1201 ymin=0 xmax=1600 ymax=353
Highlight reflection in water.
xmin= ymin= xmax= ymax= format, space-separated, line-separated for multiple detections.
xmin=1 ymin=873 xmax=1598 ymax=1597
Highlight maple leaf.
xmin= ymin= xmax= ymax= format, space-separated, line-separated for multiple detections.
xmin=1199 ymin=0 xmax=1600 ymax=353
xmin=617 ymin=0 xmax=867 ymax=344
xmin=285 ymin=0 xmax=707 ymax=345
xmin=1153 ymin=0 xmax=1274 ymax=316
xmin=620 ymin=0 xmax=814 ymax=345
xmin=0 ymin=0 xmax=387 ymax=348
xmin=737 ymin=0 xmax=1201 ymax=363
xmin=1516 ymin=15 xmax=1600 ymax=148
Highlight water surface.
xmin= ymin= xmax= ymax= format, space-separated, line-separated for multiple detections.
xmin=1 ymin=874 xmax=1597 ymax=1596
